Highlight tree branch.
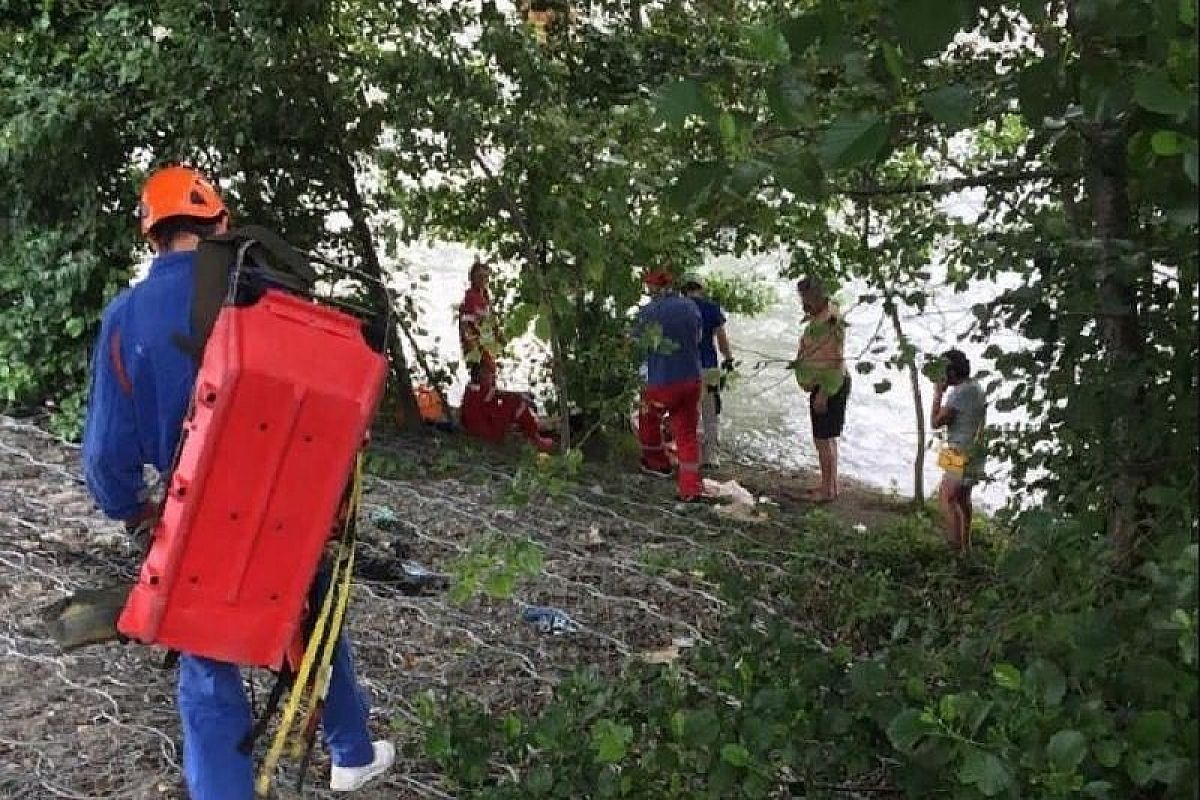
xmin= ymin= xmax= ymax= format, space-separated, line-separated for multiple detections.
xmin=838 ymin=169 xmax=1077 ymax=197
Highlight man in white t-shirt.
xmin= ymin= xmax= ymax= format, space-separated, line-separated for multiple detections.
xmin=930 ymin=349 xmax=987 ymax=553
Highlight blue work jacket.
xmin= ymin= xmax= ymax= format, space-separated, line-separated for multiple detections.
xmin=82 ymin=251 xmax=198 ymax=520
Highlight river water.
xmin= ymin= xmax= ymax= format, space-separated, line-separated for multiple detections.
xmin=391 ymin=240 xmax=1025 ymax=510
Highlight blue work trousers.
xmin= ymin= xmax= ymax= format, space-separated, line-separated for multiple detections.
xmin=176 ymin=576 xmax=374 ymax=799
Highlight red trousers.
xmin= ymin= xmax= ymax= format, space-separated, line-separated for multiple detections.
xmin=461 ymin=383 xmax=543 ymax=445
xmin=639 ymin=379 xmax=703 ymax=498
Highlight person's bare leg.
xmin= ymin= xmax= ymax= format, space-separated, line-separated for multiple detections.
xmin=813 ymin=439 xmax=833 ymax=500
xmin=958 ymin=486 xmax=973 ymax=553
xmin=939 ymin=476 xmax=964 ymax=550
xmin=828 ymin=437 xmax=840 ymax=499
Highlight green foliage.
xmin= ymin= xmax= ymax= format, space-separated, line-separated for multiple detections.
xmin=0 ymin=224 xmax=131 ymax=432
xmin=1 ymin=0 xmax=433 ymax=431
xmin=699 ymin=273 xmax=778 ymax=317
xmin=418 ymin=512 xmax=1198 ymax=799
xmin=448 ymin=536 xmax=545 ymax=606
xmin=503 ymin=447 xmax=583 ymax=506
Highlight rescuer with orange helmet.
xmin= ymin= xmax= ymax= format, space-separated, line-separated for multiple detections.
xmin=81 ymin=165 xmax=394 ymax=798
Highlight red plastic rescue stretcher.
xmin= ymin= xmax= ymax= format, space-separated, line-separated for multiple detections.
xmin=117 ymin=289 xmax=387 ymax=669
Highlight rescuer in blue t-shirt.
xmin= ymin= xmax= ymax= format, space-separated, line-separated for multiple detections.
xmin=634 ymin=269 xmax=705 ymax=501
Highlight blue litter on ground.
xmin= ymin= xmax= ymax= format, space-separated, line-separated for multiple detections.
xmin=521 ymin=606 xmax=578 ymax=635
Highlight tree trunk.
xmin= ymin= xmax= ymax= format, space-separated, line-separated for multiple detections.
xmin=335 ymin=155 xmax=423 ymax=431
xmin=1086 ymin=124 xmax=1145 ymax=552
xmin=532 ymin=241 xmax=572 ymax=452
xmin=885 ymin=297 xmax=926 ymax=506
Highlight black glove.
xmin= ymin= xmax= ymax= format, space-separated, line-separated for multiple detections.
xmin=124 ymin=501 xmax=158 ymax=554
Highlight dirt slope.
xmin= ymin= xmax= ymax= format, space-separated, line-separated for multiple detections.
xmin=0 ymin=417 xmax=906 ymax=799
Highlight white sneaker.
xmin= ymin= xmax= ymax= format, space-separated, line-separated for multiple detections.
xmin=330 ymin=740 xmax=395 ymax=792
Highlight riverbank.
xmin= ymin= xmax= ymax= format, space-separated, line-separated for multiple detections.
xmin=0 ymin=416 xmax=966 ymax=798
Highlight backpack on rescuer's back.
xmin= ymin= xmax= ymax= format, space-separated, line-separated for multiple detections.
xmin=114 ymin=226 xmax=388 ymax=669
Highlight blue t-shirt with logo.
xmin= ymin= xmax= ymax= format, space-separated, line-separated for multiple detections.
xmin=693 ymin=297 xmax=727 ymax=369
xmin=636 ymin=294 xmax=702 ymax=386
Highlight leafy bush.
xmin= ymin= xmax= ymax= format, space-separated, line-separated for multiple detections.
xmin=700 ymin=272 xmax=778 ymax=317
xmin=414 ymin=512 xmax=1197 ymax=799
xmin=0 ymin=225 xmax=132 ymax=438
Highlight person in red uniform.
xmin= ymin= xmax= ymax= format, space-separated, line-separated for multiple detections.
xmin=458 ymin=259 xmax=554 ymax=452
xmin=635 ymin=269 xmax=705 ymax=502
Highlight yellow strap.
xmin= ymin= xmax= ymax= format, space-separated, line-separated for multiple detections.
xmin=255 ymin=455 xmax=362 ymax=797
xmin=290 ymin=464 xmax=361 ymax=756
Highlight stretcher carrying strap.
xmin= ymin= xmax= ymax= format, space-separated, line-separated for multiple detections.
xmin=254 ymin=453 xmax=363 ymax=798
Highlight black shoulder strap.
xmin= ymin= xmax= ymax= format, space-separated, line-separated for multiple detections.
xmin=171 ymin=226 xmax=319 ymax=362
xmin=238 ymin=668 xmax=294 ymax=756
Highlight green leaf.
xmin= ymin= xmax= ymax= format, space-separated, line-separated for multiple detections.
xmin=773 ymin=149 xmax=825 ymax=197
xmin=1018 ymin=57 xmax=1066 ymax=124
xmin=922 ymin=84 xmax=973 ymax=127
xmin=1130 ymin=710 xmax=1173 ymax=747
xmin=957 ymin=750 xmax=1015 ymax=797
xmin=1082 ymin=781 xmax=1113 ymax=798
xmin=683 ymin=709 xmax=721 ymax=748
xmin=503 ymin=713 xmax=523 ymax=740
xmin=1185 ymin=151 xmax=1199 ymax=185
xmin=533 ymin=306 xmax=552 ymax=342
xmin=1020 ymin=0 xmax=1048 ymax=22
xmin=670 ymin=710 xmax=686 ymax=740
xmin=849 ymin=660 xmax=887 ymax=696
xmin=720 ymin=743 xmax=750 ymax=767
xmin=744 ymin=24 xmax=790 ymax=64
xmin=1150 ymin=130 xmax=1188 ymax=155
xmin=1093 ymin=739 xmax=1124 ymax=768
xmin=729 ymin=161 xmax=769 ymax=194
xmin=766 ymin=66 xmax=811 ymax=125
xmin=1133 ymin=70 xmax=1191 ymax=117
xmin=818 ymin=113 xmax=889 ymax=169
xmin=894 ymin=0 xmax=964 ymax=59
xmin=1047 ymin=729 xmax=1088 ymax=772
xmin=992 ymin=663 xmax=1022 ymax=690
xmin=590 ymin=719 xmax=633 ymax=764
xmin=780 ymin=12 xmax=823 ymax=55
xmin=585 ymin=257 xmax=605 ymax=286
xmin=483 ymin=569 xmax=514 ymax=598
xmin=668 ymin=161 xmax=727 ymax=211
xmin=655 ymin=80 xmax=717 ymax=126
xmin=718 ymin=111 xmax=737 ymax=145
xmin=886 ymin=708 xmax=931 ymax=751
xmin=526 ymin=764 xmax=554 ymax=796
xmin=1024 ymin=659 xmax=1066 ymax=706
xmin=880 ymin=41 xmax=907 ymax=85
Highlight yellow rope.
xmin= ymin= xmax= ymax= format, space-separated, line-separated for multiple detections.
xmin=254 ymin=455 xmax=362 ymax=797
xmin=290 ymin=458 xmax=362 ymax=757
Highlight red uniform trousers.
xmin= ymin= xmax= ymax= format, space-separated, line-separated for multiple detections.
xmin=639 ymin=379 xmax=703 ymax=499
xmin=461 ymin=381 xmax=545 ymax=447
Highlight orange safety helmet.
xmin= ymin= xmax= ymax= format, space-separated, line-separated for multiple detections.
xmin=138 ymin=165 xmax=228 ymax=236
xmin=416 ymin=385 xmax=447 ymax=423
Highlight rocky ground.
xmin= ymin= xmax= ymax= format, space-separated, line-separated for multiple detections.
xmin=0 ymin=416 xmax=907 ymax=799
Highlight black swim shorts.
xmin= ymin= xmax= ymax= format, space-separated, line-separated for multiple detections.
xmin=810 ymin=374 xmax=850 ymax=440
